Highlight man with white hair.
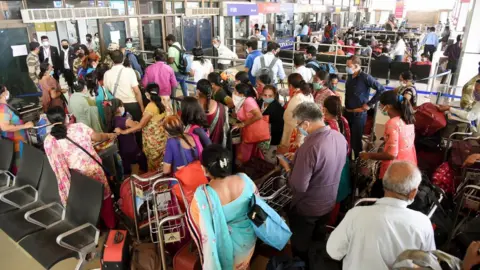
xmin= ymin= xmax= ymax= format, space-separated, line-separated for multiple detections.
xmin=327 ymin=161 xmax=435 ymax=270
xmin=212 ymin=36 xmax=238 ymax=70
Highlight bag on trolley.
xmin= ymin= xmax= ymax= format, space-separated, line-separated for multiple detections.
xmin=414 ymin=103 xmax=447 ymax=136
xmin=131 ymin=243 xmax=161 ymax=270
xmin=101 ymin=230 xmax=132 ymax=269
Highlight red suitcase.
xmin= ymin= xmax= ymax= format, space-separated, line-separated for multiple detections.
xmin=173 ymin=241 xmax=201 ymax=270
xmin=414 ymin=103 xmax=447 ymax=136
xmin=101 ymin=230 xmax=131 ymax=269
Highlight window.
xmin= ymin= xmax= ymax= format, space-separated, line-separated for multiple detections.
xmin=0 ymin=1 xmax=22 ymax=20
xmin=64 ymin=0 xmax=95 ymax=8
xmin=142 ymin=19 xmax=163 ymax=51
xmin=139 ymin=0 xmax=163 ymax=14
xmin=98 ymin=0 xmax=126 ymax=15
xmin=26 ymin=0 xmax=62 ymax=8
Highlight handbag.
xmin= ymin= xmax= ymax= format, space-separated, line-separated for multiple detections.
xmin=247 ymin=195 xmax=292 ymax=251
xmin=173 ymin=139 xmax=208 ymax=207
xmin=242 ymin=115 xmax=271 ymax=144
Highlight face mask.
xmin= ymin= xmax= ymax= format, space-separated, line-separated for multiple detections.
xmin=213 ymin=44 xmax=219 ymax=49
xmin=313 ymin=82 xmax=323 ymax=90
xmin=400 ymin=82 xmax=407 ymax=87
xmin=245 ymin=49 xmax=249 ymax=55
xmin=118 ymin=107 xmax=125 ymax=116
xmin=298 ymin=127 xmax=309 ymax=137
xmin=126 ymin=43 xmax=133 ymax=49
xmin=62 ymin=45 xmax=69 ymax=50
xmin=346 ymin=67 xmax=354 ymax=75
xmin=4 ymin=91 xmax=10 ymax=101
xmin=49 ymin=70 xmax=54 ymax=76
xmin=474 ymin=90 xmax=480 ymax=101
xmin=263 ymin=97 xmax=274 ymax=104
xmin=331 ymin=85 xmax=338 ymax=91
xmin=232 ymin=94 xmax=245 ymax=108
xmin=94 ymin=37 xmax=99 ymax=42
xmin=86 ymin=38 xmax=92 ymax=42
xmin=406 ymin=198 xmax=414 ymax=206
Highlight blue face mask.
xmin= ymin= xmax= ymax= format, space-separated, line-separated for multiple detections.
xmin=346 ymin=67 xmax=354 ymax=74
xmin=263 ymin=97 xmax=274 ymax=104
xmin=298 ymin=127 xmax=308 ymax=136
xmin=49 ymin=70 xmax=54 ymax=76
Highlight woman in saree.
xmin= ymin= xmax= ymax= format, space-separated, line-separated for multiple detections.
xmin=196 ymin=79 xmax=229 ymax=147
xmin=69 ymin=79 xmax=103 ymax=133
xmin=0 ymin=85 xmax=34 ymax=173
xmin=86 ymin=64 xmax=113 ymax=128
xmin=323 ymin=95 xmax=352 ymax=224
xmin=115 ymin=83 xmax=167 ymax=171
xmin=43 ymin=106 xmax=117 ymax=228
xmin=39 ymin=62 xmax=67 ymax=113
xmin=190 ymin=144 xmax=257 ymax=270
xmin=278 ymin=73 xmax=314 ymax=154
xmin=232 ymin=83 xmax=265 ymax=164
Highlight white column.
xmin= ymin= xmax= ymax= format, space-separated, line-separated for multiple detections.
xmin=456 ymin=0 xmax=480 ymax=86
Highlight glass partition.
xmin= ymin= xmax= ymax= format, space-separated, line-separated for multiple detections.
xmin=102 ymin=21 xmax=127 ymax=48
xmin=199 ymin=18 xmax=213 ymax=49
xmin=26 ymin=0 xmax=61 ymax=8
xmin=139 ymin=0 xmax=163 ymax=14
xmin=65 ymin=0 xmax=95 ymax=7
xmin=142 ymin=19 xmax=163 ymax=51
xmin=0 ymin=1 xmax=22 ymax=20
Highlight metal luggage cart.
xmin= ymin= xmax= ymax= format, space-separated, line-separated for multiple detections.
xmin=353 ymin=147 xmax=381 ymax=200
xmin=442 ymin=132 xmax=474 ymax=163
xmin=151 ymin=178 xmax=190 ymax=270
xmin=129 ymin=172 xmax=168 ymax=243
xmin=258 ymin=175 xmax=293 ymax=211
xmin=448 ymin=185 xmax=480 ymax=246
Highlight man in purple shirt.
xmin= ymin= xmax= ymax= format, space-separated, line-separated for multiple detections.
xmin=142 ymin=48 xmax=177 ymax=112
xmin=278 ymin=102 xmax=347 ymax=263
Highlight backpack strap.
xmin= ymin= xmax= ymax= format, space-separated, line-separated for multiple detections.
xmin=209 ymin=105 xmax=221 ymax=134
xmin=268 ymin=57 xmax=278 ymax=69
xmin=260 ymin=56 xmax=266 ymax=69
xmin=171 ymin=45 xmax=184 ymax=69
xmin=113 ymin=67 xmax=124 ymax=97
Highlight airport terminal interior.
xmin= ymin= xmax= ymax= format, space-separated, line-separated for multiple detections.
xmin=1 ymin=0 xmax=480 ymax=269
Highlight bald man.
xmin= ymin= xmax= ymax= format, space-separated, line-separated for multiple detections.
xmin=327 ymin=161 xmax=435 ymax=270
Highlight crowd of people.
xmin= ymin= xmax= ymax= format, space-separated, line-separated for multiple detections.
xmin=2 ymin=28 xmax=480 ymax=269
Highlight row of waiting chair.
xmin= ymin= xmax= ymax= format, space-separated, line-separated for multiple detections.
xmin=0 ymin=139 xmax=104 ymax=269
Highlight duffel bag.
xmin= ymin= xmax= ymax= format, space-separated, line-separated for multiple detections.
xmin=414 ymin=103 xmax=447 ymax=136
xmin=131 ymin=243 xmax=161 ymax=270
xmin=432 ymin=162 xmax=456 ymax=195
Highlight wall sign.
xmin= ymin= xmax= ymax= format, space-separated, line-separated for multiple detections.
xmin=226 ymin=3 xmax=258 ymax=16
xmin=257 ymin=3 xmax=280 ymax=14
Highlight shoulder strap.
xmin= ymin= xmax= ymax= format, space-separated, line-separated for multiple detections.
xmin=268 ymin=57 xmax=278 ymax=69
xmin=209 ymin=105 xmax=221 ymax=134
xmin=113 ymin=67 xmax=124 ymax=97
xmin=65 ymin=136 xmax=110 ymax=176
xmin=260 ymin=56 xmax=266 ymax=69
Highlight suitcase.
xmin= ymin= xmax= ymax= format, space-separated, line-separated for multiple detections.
xmin=414 ymin=103 xmax=447 ymax=136
xmin=101 ymin=230 xmax=131 ymax=269
xmin=173 ymin=241 xmax=201 ymax=270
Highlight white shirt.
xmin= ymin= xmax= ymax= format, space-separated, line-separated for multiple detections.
xmin=103 ymin=64 xmax=139 ymax=104
xmin=251 ymin=52 xmax=286 ymax=83
xmin=43 ymin=46 xmax=52 ymax=65
xmin=249 ymin=34 xmax=266 ymax=49
xmin=301 ymin=25 xmax=309 ymax=35
xmin=62 ymin=48 xmax=70 ymax=70
xmin=294 ymin=65 xmax=315 ymax=83
xmin=327 ymin=197 xmax=436 ymax=270
xmin=190 ymin=59 xmax=214 ymax=83
xmin=450 ymin=101 xmax=480 ymax=134
xmin=216 ymin=44 xmax=238 ymax=65
xmin=391 ymin=38 xmax=406 ymax=57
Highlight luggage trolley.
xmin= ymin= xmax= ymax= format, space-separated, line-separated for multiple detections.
xmin=150 ymin=178 xmax=190 ymax=270
xmin=129 ymin=173 xmax=168 ymax=243
xmin=448 ymin=185 xmax=480 ymax=247
xmin=258 ymin=175 xmax=293 ymax=211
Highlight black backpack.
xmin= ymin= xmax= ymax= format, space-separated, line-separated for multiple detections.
xmin=126 ymin=51 xmax=146 ymax=72
xmin=266 ymin=256 xmax=305 ymax=270
xmin=171 ymin=45 xmax=188 ymax=75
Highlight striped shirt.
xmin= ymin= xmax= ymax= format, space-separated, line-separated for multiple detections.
xmin=26 ymin=52 xmax=40 ymax=84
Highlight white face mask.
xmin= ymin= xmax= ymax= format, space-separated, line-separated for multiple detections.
xmin=213 ymin=43 xmax=219 ymax=49
xmin=400 ymin=82 xmax=407 ymax=87
xmin=232 ymin=94 xmax=246 ymax=109
xmin=118 ymin=107 xmax=125 ymax=116
xmin=94 ymin=37 xmax=99 ymax=42
xmin=42 ymin=41 xmax=49 ymax=47
xmin=4 ymin=91 xmax=10 ymax=101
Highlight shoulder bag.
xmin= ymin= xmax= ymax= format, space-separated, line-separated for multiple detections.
xmin=247 ymin=195 xmax=292 ymax=251
xmin=240 ymin=99 xmax=271 ymax=144
xmin=173 ymin=138 xmax=208 ymax=207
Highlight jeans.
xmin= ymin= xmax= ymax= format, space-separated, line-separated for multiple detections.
xmin=175 ymin=72 xmax=188 ymax=97
xmin=288 ymin=209 xmax=330 ymax=263
xmin=424 ymin=45 xmax=436 ymax=61
xmin=345 ymin=111 xmax=367 ymax=159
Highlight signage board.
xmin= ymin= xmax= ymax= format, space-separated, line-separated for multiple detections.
xmin=226 ymin=3 xmax=258 ymax=16
xmin=257 ymin=3 xmax=280 ymax=14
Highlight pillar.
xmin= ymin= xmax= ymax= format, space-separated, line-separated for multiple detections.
xmin=456 ymin=0 xmax=480 ymax=86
